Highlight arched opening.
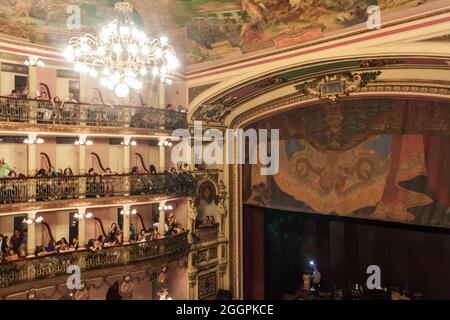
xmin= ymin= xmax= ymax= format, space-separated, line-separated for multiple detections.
xmin=242 ymin=96 xmax=450 ymax=299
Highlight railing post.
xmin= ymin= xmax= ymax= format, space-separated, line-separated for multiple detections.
xmin=27 ymin=211 xmax=37 ymax=258
xmin=79 ymin=104 xmax=87 ymax=126
xmin=29 ymin=100 xmax=37 ymax=124
xmin=124 ymin=107 xmax=131 ymax=128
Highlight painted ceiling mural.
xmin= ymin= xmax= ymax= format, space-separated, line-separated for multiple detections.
xmin=0 ymin=0 xmax=438 ymax=65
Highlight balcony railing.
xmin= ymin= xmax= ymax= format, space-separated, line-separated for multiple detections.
xmin=0 ymin=97 xmax=187 ymax=130
xmin=196 ymin=224 xmax=220 ymax=244
xmin=0 ymin=231 xmax=189 ymax=288
xmin=0 ymin=172 xmax=196 ymax=204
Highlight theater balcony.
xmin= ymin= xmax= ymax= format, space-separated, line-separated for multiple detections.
xmin=0 ymin=231 xmax=188 ymax=289
xmin=0 ymin=96 xmax=187 ymax=136
xmin=0 ymin=172 xmax=196 ymax=214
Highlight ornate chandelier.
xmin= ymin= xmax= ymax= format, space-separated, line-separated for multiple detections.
xmin=63 ymin=1 xmax=179 ymax=98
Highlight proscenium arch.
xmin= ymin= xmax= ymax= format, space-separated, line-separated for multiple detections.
xmin=210 ymin=62 xmax=450 ymax=298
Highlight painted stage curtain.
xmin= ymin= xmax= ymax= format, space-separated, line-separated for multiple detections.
xmin=244 ymin=98 xmax=450 ymax=228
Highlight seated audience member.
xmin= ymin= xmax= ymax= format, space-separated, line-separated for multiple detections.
xmin=57 ymin=237 xmax=69 ymax=252
xmin=149 ymin=165 xmax=157 ymax=174
xmin=0 ymin=233 xmax=8 ymax=256
xmin=9 ymin=90 xmax=19 ymax=98
xmin=131 ymin=166 xmax=139 ymax=174
xmin=137 ymin=229 xmax=147 ymax=242
xmin=46 ymin=240 xmax=56 ymax=253
xmin=36 ymin=168 xmax=46 ymax=177
xmin=18 ymin=245 xmax=26 ymax=258
xmin=21 ymin=229 xmax=27 ymax=247
xmin=87 ymin=239 xmax=99 ymax=252
xmin=35 ymin=246 xmax=46 ymax=257
xmin=63 ymin=168 xmax=74 ymax=176
xmin=5 ymin=249 xmax=19 ymax=261
xmin=178 ymin=105 xmax=188 ymax=113
xmin=108 ymin=223 xmax=120 ymax=243
xmin=130 ymin=223 xmax=137 ymax=242
xmin=9 ymin=230 xmax=22 ymax=253
xmin=65 ymin=93 xmax=78 ymax=103
xmin=0 ymin=159 xmax=12 ymax=178
xmin=96 ymin=235 xmax=106 ymax=247
xmin=71 ymin=238 xmax=79 ymax=250
xmin=37 ymin=92 xmax=50 ymax=101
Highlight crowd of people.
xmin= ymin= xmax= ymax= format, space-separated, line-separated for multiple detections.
xmin=0 ymin=230 xmax=27 ymax=262
xmin=0 ymin=209 xmax=187 ymax=264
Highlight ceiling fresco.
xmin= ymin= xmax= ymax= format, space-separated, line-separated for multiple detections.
xmin=0 ymin=0 xmax=440 ymax=66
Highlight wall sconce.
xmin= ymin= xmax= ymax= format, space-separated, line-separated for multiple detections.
xmin=24 ymin=56 xmax=45 ymax=67
xmin=23 ymin=136 xmax=44 ymax=144
xmin=121 ymin=140 xmax=137 ymax=146
xmin=74 ymin=135 xmax=93 ymax=145
xmin=158 ymin=140 xmax=172 ymax=147
xmin=74 ymin=211 xmax=93 ymax=219
xmin=23 ymin=215 xmax=44 ymax=225
xmin=120 ymin=208 xmax=137 ymax=216
xmin=158 ymin=204 xmax=173 ymax=211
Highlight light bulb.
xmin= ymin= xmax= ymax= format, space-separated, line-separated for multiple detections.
xmin=86 ymin=140 xmax=93 ymax=146
xmin=113 ymin=43 xmax=123 ymax=54
xmin=160 ymin=36 xmax=168 ymax=45
xmin=115 ymin=83 xmax=130 ymax=98
xmin=119 ymin=26 xmax=130 ymax=36
xmin=131 ymin=209 xmax=137 ymax=215
xmin=100 ymin=77 xmax=109 ymax=87
xmin=139 ymin=66 xmax=147 ymax=76
xmin=102 ymin=67 xmax=111 ymax=76
xmin=130 ymin=141 xmax=137 ymax=146
xmin=86 ymin=212 xmax=93 ymax=219
xmin=89 ymin=68 xmax=98 ymax=77
xmin=152 ymin=67 xmax=159 ymax=76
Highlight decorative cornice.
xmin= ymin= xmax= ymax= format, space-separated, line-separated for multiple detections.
xmin=0 ymin=194 xmax=187 ymax=215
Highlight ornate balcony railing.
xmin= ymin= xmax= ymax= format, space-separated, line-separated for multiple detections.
xmin=0 ymin=97 xmax=187 ymax=130
xmin=0 ymin=231 xmax=189 ymax=288
xmin=196 ymin=224 xmax=220 ymax=244
xmin=0 ymin=172 xmax=196 ymax=204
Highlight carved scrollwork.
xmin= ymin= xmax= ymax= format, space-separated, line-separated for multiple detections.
xmin=294 ymin=71 xmax=382 ymax=101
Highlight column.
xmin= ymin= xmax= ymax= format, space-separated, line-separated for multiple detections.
xmin=27 ymin=136 xmax=37 ymax=202
xmin=158 ymin=81 xmax=165 ymax=109
xmin=122 ymin=205 xmax=130 ymax=244
xmin=28 ymin=65 xmax=38 ymax=99
xmin=159 ymin=141 xmax=165 ymax=173
xmin=123 ymin=136 xmax=131 ymax=195
xmin=78 ymin=140 xmax=86 ymax=198
xmin=26 ymin=211 xmax=36 ymax=258
xmin=158 ymin=202 xmax=166 ymax=237
xmin=78 ymin=207 xmax=86 ymax=249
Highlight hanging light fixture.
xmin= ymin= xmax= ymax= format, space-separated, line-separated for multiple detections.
xmin=63 ymin=1 xmax=179 ymax=98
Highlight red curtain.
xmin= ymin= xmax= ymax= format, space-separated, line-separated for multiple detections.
xmin=243 ymin=205 xmax=265 ymax=299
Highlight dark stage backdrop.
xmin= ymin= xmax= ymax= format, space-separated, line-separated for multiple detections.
xmin=243 ymin=205 xmax=450 ymax=300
